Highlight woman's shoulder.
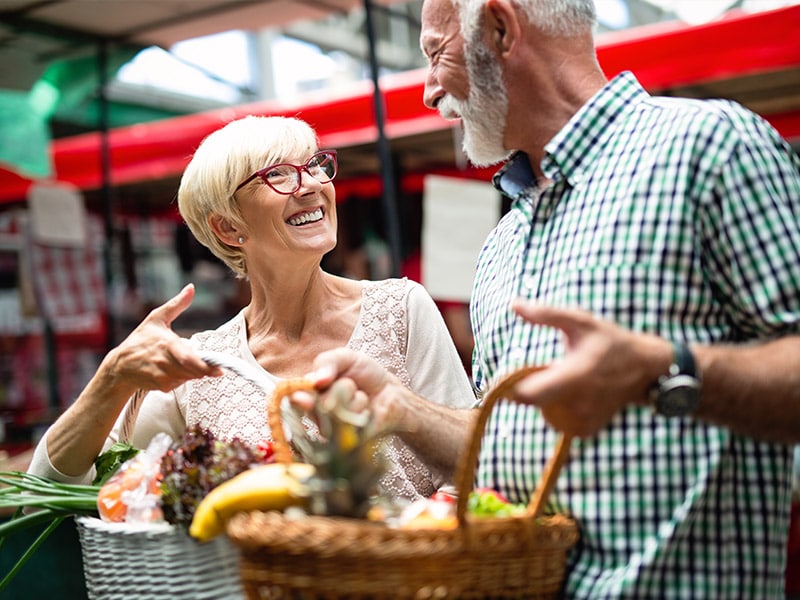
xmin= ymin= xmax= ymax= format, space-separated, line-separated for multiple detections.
xmin=187 ymin=310 xmax=245 ymax=351
xmin=362 ymin=276 xmax=426 ymax=298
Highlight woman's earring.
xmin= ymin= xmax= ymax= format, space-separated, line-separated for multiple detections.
xmin=238 ymin=236 xmax=244 ymax=244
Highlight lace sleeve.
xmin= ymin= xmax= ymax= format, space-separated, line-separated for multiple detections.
xmin=351 ymin=278 xmax=472 ymax=500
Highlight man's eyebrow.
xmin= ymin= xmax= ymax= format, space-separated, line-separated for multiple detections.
xmin=420 ymin=34 xmax=441 ymax=57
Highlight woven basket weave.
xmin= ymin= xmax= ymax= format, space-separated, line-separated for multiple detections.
xmin=75 ymin=388 xmax=245 ymax=599
xmin=227 ymin=365 xmax=580 ymax=599
xmin=76 ymin=516 xmax=245 ymax=599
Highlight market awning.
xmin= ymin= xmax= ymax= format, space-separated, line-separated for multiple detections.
xmin=0 ymin=3 xmax=798 ymax=206
xmin=0 ymin=0 xmax=407 ymax=91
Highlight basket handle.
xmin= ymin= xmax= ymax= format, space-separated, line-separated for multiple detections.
xmin=266 ymin=378 xmax=316 ymax=465
xmin=266 ymin=369 xmax=573 ymax=522
xmin=453 ymin=365 xmax=573 ymax=524
xmin=119 ymin=388 xmax=147 ymax=444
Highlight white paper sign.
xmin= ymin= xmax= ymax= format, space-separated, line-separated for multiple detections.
xmin=421 ymin=175 xmax=500 ymax=303
xmin=27 ymin=181 xmax=88 ymax=247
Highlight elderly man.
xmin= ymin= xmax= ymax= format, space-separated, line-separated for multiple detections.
xmin=309 ymin=0 xmax=800 ymax=596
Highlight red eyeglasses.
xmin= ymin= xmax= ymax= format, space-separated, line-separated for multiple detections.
xmin=234 ymin=150 xmax=338 ymax=195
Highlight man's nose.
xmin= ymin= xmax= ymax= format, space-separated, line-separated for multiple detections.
xmin=423 ymin=68 xmax=444 ymax=110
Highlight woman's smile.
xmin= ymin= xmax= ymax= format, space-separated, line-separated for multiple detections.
xmin=287 ymin=206 xmax=324 ymax=226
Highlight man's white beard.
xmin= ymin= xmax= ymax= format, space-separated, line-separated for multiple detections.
xmin=438 ymin=40 xmax=511 ymax=167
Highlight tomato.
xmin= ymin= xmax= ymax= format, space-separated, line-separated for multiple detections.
xmin=97 ymin=460 xmax=161 ymax=523
xmin=430 ymin=491 xmax=456 ymax=504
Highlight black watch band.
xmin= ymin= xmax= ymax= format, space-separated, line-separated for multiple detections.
xmin=651 ymin=341 xmax=702 ymax=417
xmin=670 ymin=341 xmax=697 ymax=378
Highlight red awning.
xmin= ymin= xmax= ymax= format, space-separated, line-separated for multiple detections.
xmin=0 ymin=4 xmax=798 ymax=205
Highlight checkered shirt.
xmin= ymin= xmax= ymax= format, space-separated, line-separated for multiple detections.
xmin=471 ymin=71 xmax=800 ymax=598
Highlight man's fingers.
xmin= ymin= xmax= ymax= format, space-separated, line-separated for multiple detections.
xmin=349 ymin=390 xmax=370 ymax=414
xmin=172 ymin=338 xmax=222 ymax=377
xmin=290 ymin=390 xmax=317 ymax=412
xmin=308 ymin=348 xmax=388 ymax=396
xmin=512 ymin=362 xmax=565 ymax=406
xmin=511 ymin=299 xmax=593 ymax=337
xmin=308 ymin=348 xmax=357 ymax=386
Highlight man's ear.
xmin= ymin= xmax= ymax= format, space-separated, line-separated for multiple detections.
xmin=484 ymin=0 xmax=520 ymax=57
xmin=208 ymin=214 xmax=241 ymax=245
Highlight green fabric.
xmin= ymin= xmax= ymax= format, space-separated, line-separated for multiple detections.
xmin=0 ymin=47 xmax=141 ymax=179
xmin=0 ymin=90 xmax=54 ymax=178
xmin=0 ymin=517 xmax=88 ymax=599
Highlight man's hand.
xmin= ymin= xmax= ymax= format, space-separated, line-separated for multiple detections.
xmin=509 ymin=299 xmax=671 ymax=437
xmin=302 ymin=348 xmax=475 ymax=476
xmin=304 ymin=348 xmax=408 ymax=434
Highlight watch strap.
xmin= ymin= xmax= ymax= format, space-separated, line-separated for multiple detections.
xmin=670 ymin=341 xmax=696 ymax=377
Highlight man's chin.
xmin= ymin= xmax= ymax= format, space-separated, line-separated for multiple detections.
xmin=463 ymin=143 xmax=512 ymax=168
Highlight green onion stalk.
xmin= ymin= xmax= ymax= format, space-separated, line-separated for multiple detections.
xmin=0 ymin=471 xmax=101 ymax=591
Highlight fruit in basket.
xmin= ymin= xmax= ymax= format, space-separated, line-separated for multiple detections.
xmin=281 ymin=379 xmax=390 ymax=519
xmin=159 ymin=424 xmax=267 ymax=527
xmin=97 ymin=459 xmax=162 ymax=522
xmin=189 ymin=462 xmax=315 ymax=542
xmin=398 ymin=492 xmax=458 ymax=530
xmin=97 ymin=433 xmax=171 ymax=524
xmin=467 ymin=488 xmax=527 ymax=518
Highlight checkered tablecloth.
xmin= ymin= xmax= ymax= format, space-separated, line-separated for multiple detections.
xmin=27 ymin=214 xmax=107 ymax=334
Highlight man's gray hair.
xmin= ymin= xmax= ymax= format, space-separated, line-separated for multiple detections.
xmin=452 ymin=0 xmax=596 ymax=37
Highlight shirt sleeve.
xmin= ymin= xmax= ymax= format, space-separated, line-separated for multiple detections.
xmin=26 ymin=388 xmax=187 ymax=484
xmin=27 ymin=433 xmax=96 ymax=484
xmin=115 ymin=389 xmax=186 ymax=451
xmin=404 ymin=280 xmax=476 ymax=408
xmin=698 ymin=106 xmax=800 ymax=337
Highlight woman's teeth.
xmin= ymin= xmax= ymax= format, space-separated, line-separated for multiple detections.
xmin=288 ymin=208 xmax=323 ymax=226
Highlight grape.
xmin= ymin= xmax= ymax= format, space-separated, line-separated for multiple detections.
xmin=467 ymin=489 xmax=527 ymax=518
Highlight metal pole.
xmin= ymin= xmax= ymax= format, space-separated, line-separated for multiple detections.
xmin=363 ymin=0 xmax=403 ymax=277
xmin=97 ymin=40 xmax=116 ymax=351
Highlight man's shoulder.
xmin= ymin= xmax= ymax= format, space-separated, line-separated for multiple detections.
xmin=647 ymin=94 xmax=762 ymax=137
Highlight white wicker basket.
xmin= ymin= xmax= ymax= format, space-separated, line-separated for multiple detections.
xmin=76 ymin=516 xmax=245 ymax=599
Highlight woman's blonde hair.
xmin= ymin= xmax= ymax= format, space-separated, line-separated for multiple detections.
xmin=177 ymin=115 xmax=320 ymax=278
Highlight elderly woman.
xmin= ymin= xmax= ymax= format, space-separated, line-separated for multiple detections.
xmin=28 ymin=115 xmax=475 ymax=500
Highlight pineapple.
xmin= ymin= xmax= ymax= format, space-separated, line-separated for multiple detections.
xmin=281 ymin=380 xmax=389 ymax=518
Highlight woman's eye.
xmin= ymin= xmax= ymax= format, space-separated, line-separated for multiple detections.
xmin=266 ymin=167 xmax=290 ymax=179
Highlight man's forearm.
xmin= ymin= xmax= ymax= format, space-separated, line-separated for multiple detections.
xmin=390 ymin=385 xmax=476 ymax=479
xmin=693 ymin=335 xmax=800 ymax=444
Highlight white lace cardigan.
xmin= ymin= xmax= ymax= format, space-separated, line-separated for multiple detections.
xmin=30 ymin=278 xmax=475 ymax=500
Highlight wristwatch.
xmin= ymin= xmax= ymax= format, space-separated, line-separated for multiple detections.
xmin=650 ymin=341 xmax=702 ymax=417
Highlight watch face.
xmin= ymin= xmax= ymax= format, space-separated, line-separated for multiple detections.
xmin=655 ymin=375 xmax=701 ymax=417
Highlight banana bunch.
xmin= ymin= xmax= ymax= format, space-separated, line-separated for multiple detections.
xmin=189 ymin=462 xmax=315 ymax=542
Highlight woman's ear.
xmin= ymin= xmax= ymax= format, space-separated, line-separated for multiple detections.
xmin=208 ymin=214 xmax=242 ymax=246
xmin=484 ymin=0 xmax=520 ymax=57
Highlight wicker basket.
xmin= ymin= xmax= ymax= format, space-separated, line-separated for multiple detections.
xmin=75 ymin=389 xmax=246 ymax=599
xmin=227 ymin=365 xmax=580 ymax=599
xmin=76 ymin=516 xmax=245 ymax=599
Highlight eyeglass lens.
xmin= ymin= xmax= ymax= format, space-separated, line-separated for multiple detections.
xmin=262 ymin=152 xmax=336 ymax=194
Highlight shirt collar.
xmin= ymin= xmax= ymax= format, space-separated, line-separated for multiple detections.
xmin=491 ymin=151 xmax=537 ymax=201
xmin=542 ymin=71 xmax=646 ymax=186
xmin=491 ymin=71 xmax=647 ymax=199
